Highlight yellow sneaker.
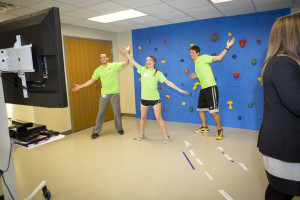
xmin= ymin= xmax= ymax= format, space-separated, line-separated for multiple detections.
xmin=216 ymin=129 xmax=223 ymax=140
xmin=194 ymin=126 xmax=209 ymax=133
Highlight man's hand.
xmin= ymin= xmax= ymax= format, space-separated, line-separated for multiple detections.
xmin=226 ymin=37 xmax=235 ymax=49
xmin=189 ymin=73 xmax=198 ymax=79
xmin=72 ymin=84 xmax=81 ymax=92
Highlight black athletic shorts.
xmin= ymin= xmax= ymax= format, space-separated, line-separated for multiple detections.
xmin=197 ymin=86 xmax=219 ymax=113
xmin=141 ymin=99 xmax=161 ymax=107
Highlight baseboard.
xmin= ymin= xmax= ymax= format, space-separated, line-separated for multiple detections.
xmin=122 ymin=113 xmax=136 ymax=117
xmin=60 ymin=129 xmax=72 ymax=135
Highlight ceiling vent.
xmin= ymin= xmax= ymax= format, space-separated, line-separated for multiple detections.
xmin=0 ymin=2 xmax=20 ymax=13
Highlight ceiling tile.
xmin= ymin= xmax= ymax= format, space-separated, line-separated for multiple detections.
xmin=252 ymin=0 xmax=293 ymax=7
xmin=129 ymin=15 xmax=161 ymax=23
xmin=214 ymin=0 xmax=254 ymax=11
xmin=63 ymin=8 xmax=101 ymax=19
xmin=144 ymin=20 xmax=171 ymax=27
xmin=194 ymin=12 xmax=223 ymax=20
xmin=85 ymin=1 xmax=129 ymax=14
xmin=7 ymin=7 xmax=39 ymax=16
xmin=223 ymin=7 xmax=256 ymax=16
xmin=168 ymin=16 xmax=196 ymax=23
xmin=182 ymin=5 xmax=220 ymax=16
xmin=109 ymin=20 xmax=141 ymax=28
xmin=256 ymin=2 xmax=292 ymax=12
xmin=28 ymin=0 xmax=78 ymax=13
xmin=166 ymin=0 xmax=211 ymax=10
xmin=111 ymin=0 xmax=161 ymax=8
xmin=0 ymin=0 xmax=43 ymax=7
xmin=136 ymin=3 xmax=177 ymax=15
xmin=55 ymin=0 xmax=107 ymax=7
xmin=60 ymin=15 xmax=80 ymax=23
xmin=155 ymin=11 xmax=191 ymax=20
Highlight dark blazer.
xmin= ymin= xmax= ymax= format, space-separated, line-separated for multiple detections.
xmin=258 ymin=56 xmax=300 ymax=162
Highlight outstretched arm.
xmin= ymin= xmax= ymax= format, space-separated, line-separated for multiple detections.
xmin=121 ymin=43 xmax=131 ymax=67
xmin=120 ymin=43 xmax=140 ymax=69
xmin=72 ymin=78 xmax=96 ymax=92
xmin=189 ymin=73 xmax=198 ymax=79
xmin=212 ymin=37 xmax=235 ymax=62
xmin=164 ymin=80 xmax=190 ymax=94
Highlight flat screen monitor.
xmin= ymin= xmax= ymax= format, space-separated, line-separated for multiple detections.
xmin=0 ymin=7 xmax=67 ymax=108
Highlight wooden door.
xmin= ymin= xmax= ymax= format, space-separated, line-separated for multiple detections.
xmin=66 ymin=38 xmax=114 ymax=132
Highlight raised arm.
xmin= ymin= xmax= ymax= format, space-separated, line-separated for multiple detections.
xmin=212 ymin=37 xmax=235 ymax=62
xmin=164 ymin=80 xmax=190 ymax=94
xmin=122 ymin=43 xmax=131 ymax=67
xmin=120 ymin=43 xmax=140 ymax=69
xmin=72 ymin=78 xmax=96 ymax=92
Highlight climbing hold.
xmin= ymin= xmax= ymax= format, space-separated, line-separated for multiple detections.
xmin=182 ymin=102 xmax=186 ymax=106
xmin=233 ymin=72 xmax=240 ymax=78
xmin=257 ymin=40 xmax=261 ymax=45
xmin=146 ymin=39 xmax=151 ymax=45
xmin=163 ymin=40 xmax=167 ymax=44
xmin=248 ymin=103 xmax=253 ymax=108
xmin=227 ymin=101 xmax=233 ymax=109
xmin=185 ymin=68 xmax=189 ymax=76
xmin=164 ymin=73 xmax=167 ymax=77
xmin=239 ymin=39 xmax=246 ymax=47
xmin=138 ymin=46 xmax=142 ymax=50
xmin=238 ymin=115 xmax=242 ymax=120
xmin=211 ymin=53 xmax=216 ymax=56
xmin=180 ymin=59 xmax=184 ymax=62
xmin=192 ymin=82 xmax=201 ymax=90
xmin=232 ymin=54 xmax=237 ymax=59
xmin=154 ymin=48 xmax=157 ymax=52
xmin=181 ymin=83 xmax=184 ymax=86
xmin=258 ymin=77 xmax=262 ymax=82
xmin=189 ymin=107 xmax=193 ymax=112
xmin=166 ymin=95 xmax=170 ymax=98
xmin=188 ymin=93 xmax=192 ymax=96
xmin=139 ymin=78 xmax=141 ymax=82
xmin=228 ymin=32 xmax=232 ymax=37
xmin=162 ymin=108 xmax=165 ymax=112
xmin=210 ymin=33 xmax=219 ymax=42
xmin=158 ymin=86 xmax=162 ymax=90
xmin=161 ymin=60 xmax=166 ymax=64
xmin=190 ymin=44 xmax=194 ymax=47
xmin=252 ymin=58 xmax=256 ymax=65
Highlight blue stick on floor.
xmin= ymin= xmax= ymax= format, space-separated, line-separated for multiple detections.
xmin=183 ymin=152 xmax=195 ymax=170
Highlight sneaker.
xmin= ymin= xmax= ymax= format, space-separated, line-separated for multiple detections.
xmin=216 ymin=129 xmax=223 ymax=140
xmin=118 ymin=130 xmax=124 ymax=135
xmin=162 ymin=135 xmax=170 ymax=144
xmin=136 ymin=134 xmax=145 ymax=141
xmin=91 ymin=133 xmax=99 ymax=139
xmin=194 ymin=126 xmax=209 ymax=133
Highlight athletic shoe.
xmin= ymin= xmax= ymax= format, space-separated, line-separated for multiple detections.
xmin=162 ymin=135 xmax=170 ymax=144
xmin=91 ymin=133 xmax=99 ymax=139
xmin=136 ymin=134 xmax=145 ymax=141
xmin=118 ymin=130 xmax=124 ymax=135
xmin=194 ymin=126 xmax=209 ymax=133
xmin=216 ymin=129 xmax=223 ymax=140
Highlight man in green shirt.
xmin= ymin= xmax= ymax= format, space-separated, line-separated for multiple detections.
xmin=72 ymin=45 xmax=131 ymax=139
xmin=189 ymin=38 xmax=235 ymax=140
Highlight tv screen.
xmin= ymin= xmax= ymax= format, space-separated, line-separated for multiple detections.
xmin=0 ymin=7 xmax=67 ymax=108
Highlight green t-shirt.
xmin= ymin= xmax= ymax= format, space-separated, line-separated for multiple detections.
xmin=92 ymin=62 xmax=122 ymax=95
xmin=137 ymin=66 xmax=167 ymax=100
xmin=195 ymin=55 xmax=217 ymax=89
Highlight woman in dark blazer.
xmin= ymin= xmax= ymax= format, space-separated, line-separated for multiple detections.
xmin=258 ymin=13 xmax=300 ymax=200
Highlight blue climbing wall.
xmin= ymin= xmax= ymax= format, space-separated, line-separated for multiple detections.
xmin=132 ymin=9 xmax=290 ymax=130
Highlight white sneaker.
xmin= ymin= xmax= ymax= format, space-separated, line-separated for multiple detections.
xmin=136 ymin=134 xmax=145 ymax=141
xmin=162 ymin=135 xmax=170 ymax=144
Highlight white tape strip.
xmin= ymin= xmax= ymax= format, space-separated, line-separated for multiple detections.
xmin=185 ymin=140 xmax=191 ymax=147
xmin=218 ymin=189 xmax=234 ymax=200
xmin=216 ymin=147 xmax=223 ymax=151
xmin=189 ymin=150 xmax=195 ymax=157
xmin=239 ymin=163 xmax=248 ymax=171
xmin=196 ymin=158 xmax=203 ymax=166
xmin=204 ymin=171 xmax=213 ymax=180
xmin=222 ymin=152 xmax=234 ymax=162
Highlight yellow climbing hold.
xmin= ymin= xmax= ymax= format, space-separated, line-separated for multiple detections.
xmin=182 ymin=102 xmax=186 ymax=106
xmin=190 ymin=44 xmax=194 ymax=47
xmin=139 ymin=78 xmax=141 ymax=82
xmin=227 ymin=101 xmax=233 ymax=109
xmin=258 ymin=77 xmax=262 ymax=82
xmin=138 ymin=46 xmax=141 ymax=50
xmin=228 ymin=32 xmax=232 ymax=37
xmin=192 ymin=82 xmax=201 ymax=90
xmin=166 ymin=95 xmax=170 ymax=98
xmin=161 ymin=60 xmax=166 ymax=64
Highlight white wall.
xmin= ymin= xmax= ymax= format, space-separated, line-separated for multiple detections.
xmin=6 ymin=24 xmax=136 ymax=133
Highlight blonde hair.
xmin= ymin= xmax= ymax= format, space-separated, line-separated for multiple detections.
xmin=261 ymin=14 xmax=300 ymax=82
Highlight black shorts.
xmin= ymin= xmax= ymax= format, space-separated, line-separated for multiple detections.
xmin=197 ymin=86 xmax=219 ymax=113
xmin=141 ymin=99 xmax=161 ymax=107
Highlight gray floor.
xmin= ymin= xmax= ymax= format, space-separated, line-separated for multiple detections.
xmin=4 ymin=116 xmax=300 ymax=199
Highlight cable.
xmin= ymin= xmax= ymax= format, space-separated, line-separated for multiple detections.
xmin=0 ymin=143 xmax=15 ymax=200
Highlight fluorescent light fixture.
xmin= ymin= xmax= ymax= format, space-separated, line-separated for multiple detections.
xmin=88 ymin=9 xmax=147 ymax=23
xmin=210 ymin=0 xmax=234 ymax=3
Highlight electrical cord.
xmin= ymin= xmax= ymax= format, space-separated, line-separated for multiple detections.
xmin=0 ymin=143 xmax=15 ymax=200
